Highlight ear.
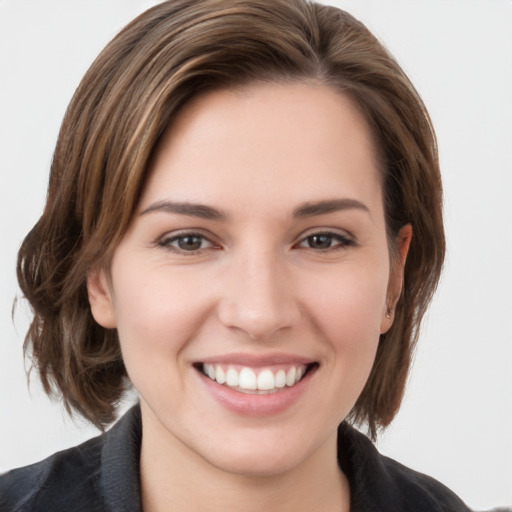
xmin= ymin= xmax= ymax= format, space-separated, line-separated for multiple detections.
xmin=87 ymin=266 xmax=117 ymax=328
xmin=380 ymin=224 xmax=413 ymax=333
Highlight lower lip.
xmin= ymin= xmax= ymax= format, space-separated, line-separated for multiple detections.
xmin=197 ymin=367 xmax=316 ymax=416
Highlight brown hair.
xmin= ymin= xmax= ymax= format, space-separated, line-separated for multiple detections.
xmin=17 ymin=0 xmax=444 ymax=436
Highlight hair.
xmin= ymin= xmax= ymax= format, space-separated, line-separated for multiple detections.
xmin=17 ymin=0 xmax=444 ymax=437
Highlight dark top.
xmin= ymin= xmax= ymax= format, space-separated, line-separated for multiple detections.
xmin=0 ymin=405 xmax=472 ymax=511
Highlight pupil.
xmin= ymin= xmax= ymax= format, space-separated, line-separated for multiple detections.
xmin=178 ymin=236 xmax=202 ymax=251
xmin=309 ymin=234 xmax=331 ymax=249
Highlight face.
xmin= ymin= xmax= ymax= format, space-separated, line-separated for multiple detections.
xmin=88 ymin=82 xmax=408 ymax=478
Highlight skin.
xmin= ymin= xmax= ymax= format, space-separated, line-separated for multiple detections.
xmin=88 ymin=82 xmax=411 ymax=511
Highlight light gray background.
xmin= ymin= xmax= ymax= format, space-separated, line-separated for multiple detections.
xmin=1 ymin=1 xmax=511 ymax=509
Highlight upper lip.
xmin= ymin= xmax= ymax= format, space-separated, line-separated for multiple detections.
xmin=196 ymin=352 xmax=316 ymax=367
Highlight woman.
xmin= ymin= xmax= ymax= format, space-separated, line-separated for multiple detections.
xmin=0 ymin=0 xmax=479 ymax=510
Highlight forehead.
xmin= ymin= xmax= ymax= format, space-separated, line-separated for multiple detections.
xmin=140 ymin=82 xmax=382 ymax=214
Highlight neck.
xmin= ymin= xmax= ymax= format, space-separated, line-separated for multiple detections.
xmin=139 ymin=411 xmax=350 ymax=512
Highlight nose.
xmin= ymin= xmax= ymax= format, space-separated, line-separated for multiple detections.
xmin=217 ymin=249 xmax=301 ymax=340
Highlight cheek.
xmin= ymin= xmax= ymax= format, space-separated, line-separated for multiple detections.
xmin=305 ymin=263 xmax=388 ymax=394
xmin=307 ymin=264 xmax=388 ymax=341
xmin=292 ymin=268 xmax=386 ymax=424
xmin=110 ymin=263 xmax=212 ymax=378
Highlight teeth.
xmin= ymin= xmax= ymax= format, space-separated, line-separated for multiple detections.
xmin=202 ymin=363 xmax=308 ymax=392
xmin=257 ymin=369 xmax=274 ymax=391
xmin=275 ymin=369 xmax=286 ymax=388
xmin=225 ymin=368 xmax=239 ymax=387
xmin=239 ymin=368 xmax=257 ymax=390
xmin=286 ymin=367 xmax=296 ymax=387
xmin=215 ymin=365 xmax=226 ymax=385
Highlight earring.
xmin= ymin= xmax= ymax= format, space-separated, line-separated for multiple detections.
xmin=385 ymin=309 xmax=392 ymax=319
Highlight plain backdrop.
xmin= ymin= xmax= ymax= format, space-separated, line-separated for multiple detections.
xmin=1 ymin=1 xmax=511 ymax=509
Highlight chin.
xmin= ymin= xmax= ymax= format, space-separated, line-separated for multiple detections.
xmin=193 ymin=426 xmax=328 ymax=479
xmin=207 ymin=446 xmax=306 ymax=478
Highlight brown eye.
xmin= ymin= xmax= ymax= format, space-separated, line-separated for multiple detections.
xmin=177 ymin=235 xmax=204 ymax=251
xmin=159 ymin=232 xmax=214 ymax=253
xmin=307 ymin=234 xmax=333 ymax=249
xmin=297 ymin=231 xmax=354 ymax=251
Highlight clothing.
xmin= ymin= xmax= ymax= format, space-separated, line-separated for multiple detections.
xmin=0 ymin=405 xmax=471 ymax=511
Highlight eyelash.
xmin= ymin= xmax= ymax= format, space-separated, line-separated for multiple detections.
xmin=156 ymin=230 xmax=355 ymax=255
xmin=295 ymin=231 xmax=355 ymax=251
xmin=157 ymin=231 xmax=217 ymax=254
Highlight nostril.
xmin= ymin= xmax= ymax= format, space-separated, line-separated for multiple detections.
xmin=217 ymin=299 xmax=301 ymax=340
xmin=216 ymin=264 xmax=301 ymax=339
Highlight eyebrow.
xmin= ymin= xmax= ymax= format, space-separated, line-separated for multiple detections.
xmin=140 ymin=201 xmax=228 ymax=221
xmin=293 ymin=198 xmax=369 ymax=218
xmin=139 ymin=198 xmax=369 ymax=221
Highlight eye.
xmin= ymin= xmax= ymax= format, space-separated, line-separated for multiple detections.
xmin=297 ymin=232 xmax=354 ymax=251
xmin=158 ymin=232 xmax=216 ymax=253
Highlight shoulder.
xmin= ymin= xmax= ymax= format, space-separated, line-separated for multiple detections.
xmin=0 ymin=405 xmax=143 ymax=512
xmin=0 ymin=432 xmax=105 ymax=512
xmin=338 ymin=422 xmax=472 ymax=512
xmin=377 ymin=452 xmax=471 ymax=511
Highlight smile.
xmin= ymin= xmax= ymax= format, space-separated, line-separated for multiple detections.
xmin=199 ymin=363 xmax=314 ymax=394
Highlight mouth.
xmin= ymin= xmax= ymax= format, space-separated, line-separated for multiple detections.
xmin=194 ymin=362 xmax=319 ymax=394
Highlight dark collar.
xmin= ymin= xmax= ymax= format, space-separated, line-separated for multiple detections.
xmin=99 ymin=405 xmax=470 ymax=512
xmin=101 ymin=404 xmax=143 ymax=511
xmin=337 ymin=422 xmax=471 ymax=511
